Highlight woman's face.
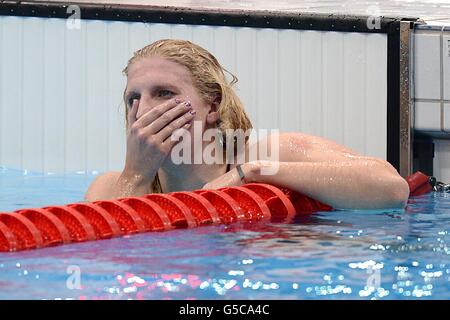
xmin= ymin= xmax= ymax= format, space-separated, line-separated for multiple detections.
xmin=125 ymin=56 xmax=217 ymax=131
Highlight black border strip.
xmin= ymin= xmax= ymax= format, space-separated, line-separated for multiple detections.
xmin=0 ymin=0 xmax=404 ymax=33
xmin=386 ymin=20 xmax=401 ymax=171
xmin=0 ymin=0 xmax=419 ymax=171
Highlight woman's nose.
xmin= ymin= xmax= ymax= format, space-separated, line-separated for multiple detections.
xmin=135 ymin=96 xmax=155 ymax=119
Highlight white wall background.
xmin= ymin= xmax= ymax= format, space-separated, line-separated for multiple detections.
xmin=0 ymin=16 xmax=388 ymax=174
xmin=414 ymin=28 xmax=450 ymax=182
xmin=414 ymin=30 xmax=450 ymax=131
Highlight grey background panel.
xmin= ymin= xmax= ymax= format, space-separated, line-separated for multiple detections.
xmin=444 ymin=33 xmax=450 ymax=100
xmin=415 ymin=102 xmax=442 ymax=131
xmin=413 ymin=27 xmax=450 ymax=182
xmin=414 ymin=32 xmax=441 ymax=100
xmin=413 ymin=29 xmax=450 ymax=134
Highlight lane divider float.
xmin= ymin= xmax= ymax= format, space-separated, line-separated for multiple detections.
xmin=0 ymin=183 xmax=329 ymax=252
xmin=0 ymin=172 xmax=428 ymax=252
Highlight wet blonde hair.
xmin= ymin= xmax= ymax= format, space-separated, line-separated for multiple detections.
xmin=122 ymin=39 xmax=253 ymax=193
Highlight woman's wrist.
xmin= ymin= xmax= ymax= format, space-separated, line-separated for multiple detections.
xmin=242 ymin=160 xmax=277 ymax=184
xmin=120 ymin=169 xmax=152 ymax=184
xmin=116 ymin=169 xmax=155 ymax=196
xmin=241 ymin=160 xmax=263 ymax=183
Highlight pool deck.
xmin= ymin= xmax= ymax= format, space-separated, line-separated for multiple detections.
xmin=38 ymin=0 xmax=450 ymax=25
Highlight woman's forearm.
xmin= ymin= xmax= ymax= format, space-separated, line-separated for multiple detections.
xmin=245 ymin=160 xmax=410 ymax=210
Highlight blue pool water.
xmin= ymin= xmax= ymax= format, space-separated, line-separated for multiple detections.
xmin=0 ymin=166 xmax=449 ymax=300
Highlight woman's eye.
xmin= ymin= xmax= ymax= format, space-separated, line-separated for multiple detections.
xmin=158 ymin=90 xmax=174 ymax=98
xmin=127 ymin=96 xmax=140 ymax=107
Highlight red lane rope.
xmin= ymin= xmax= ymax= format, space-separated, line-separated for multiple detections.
xmin=219 ymin=187 xmax=272 ymax=221
xmin=279 ymin=187 xmax=333 ymax=214
xmin=118 ymin=197 xmax=172 ymax=232
xmin=406 ymin=171 xmax=433 ymax=196
xmin=0 ymin=220 xmax=18 ymax=252
xmin=241 ymin=183 xmax=296 ymax=222
xmin=43 ymin=206 xmax=97 ymax=242
xmin=67 ymin=203 xmax=122 ymax=239
xmin=0 ymin=172 xmax=429 ymax=252
xmin=0 ymin=213 xmax=44 ymax=250
xmin=93 ymin=200 xmax=147 ymax=234
xmin=195 ymin=190 xmax=247 ymax=223
xmin=143 ymin=194 xmax=197 ymax=228
xmin=170 ymin=192 xmax=221 ymax=225
xmin=15 ymin=208 xmax=71 ymax=246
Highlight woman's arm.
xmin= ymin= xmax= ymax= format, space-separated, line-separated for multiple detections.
xmin=241 ymin=159 xmax=410 ymax=210
xmin=204 ymin=132 xmax=410 ymax=210
xmin=85 ymin=97 xmax=194 ymax=202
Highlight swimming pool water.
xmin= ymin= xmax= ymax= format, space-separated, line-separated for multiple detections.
xmin=0 ymin=166 xmax=449 ymax=299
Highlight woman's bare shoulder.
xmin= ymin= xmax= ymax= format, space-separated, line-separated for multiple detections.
xmin=84 ymin=171 xmax=121 ymax=201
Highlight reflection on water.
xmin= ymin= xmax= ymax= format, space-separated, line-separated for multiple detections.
xmin=0 ymin=167 xmax=449 ymax=299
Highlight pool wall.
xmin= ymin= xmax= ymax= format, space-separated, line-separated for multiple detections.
xmin=413 ymin=25 xmax=450 ymax=182
xmin=0 ymin=1 xmax=415 ymax=178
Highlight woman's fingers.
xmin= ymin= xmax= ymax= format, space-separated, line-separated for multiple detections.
xmin=159 ymin=109 xmax=196 ymax=142
xmin=146 ymin=101 xmax=193 ymax=134
xmin=127 ymin=99 xmax=139 ymax=127
xmin=127 ymin=97 xmax=195 ymax=157
xmin=134 ymin=98 xmax=182 ymax=129
xmin=164 ymin=122 xmax=193 ymax=149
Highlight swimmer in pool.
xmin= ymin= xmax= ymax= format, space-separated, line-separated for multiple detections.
xmin=85 ymin=39 xmax=410 ymax=210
